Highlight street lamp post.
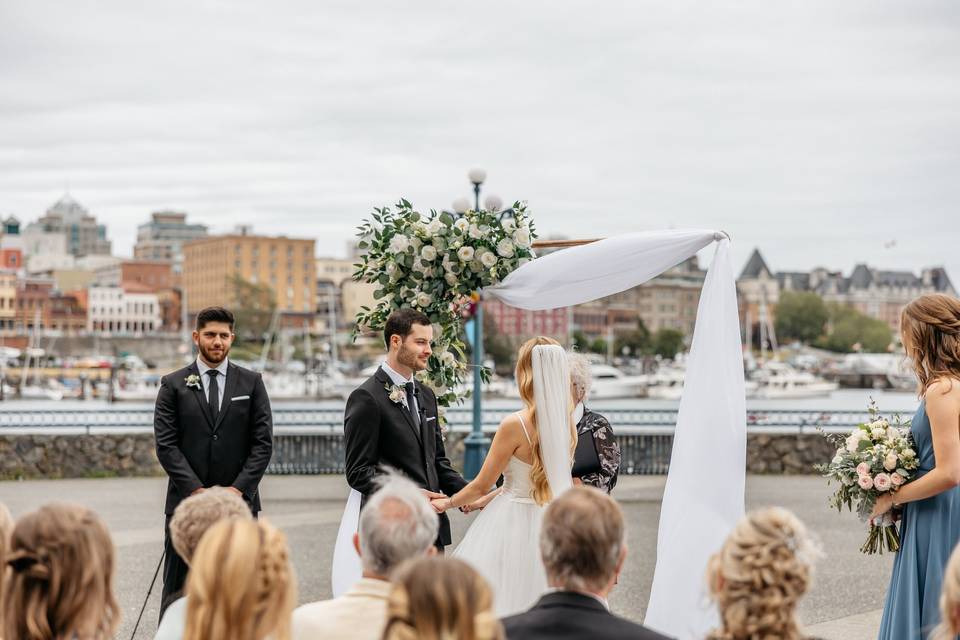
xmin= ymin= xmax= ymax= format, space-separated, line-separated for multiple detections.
xmin=462 ymin=168 xmax=490 ymax=480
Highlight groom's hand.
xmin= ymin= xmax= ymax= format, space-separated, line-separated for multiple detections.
xmin=430 ymin=497 xmax=449 ymax=514
xmin=420 ymin=489 xmax=446 ymax=500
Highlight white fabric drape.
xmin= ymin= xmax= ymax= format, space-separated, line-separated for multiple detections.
xmin=486 ymin=229 xmax=746 ymax=639
xmin=331 ymin=487 xmax=363 ymax=597
xmin=531 ymin=344 xmax=575 ymax=500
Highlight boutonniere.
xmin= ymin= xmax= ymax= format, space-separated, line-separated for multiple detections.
xmin=185 ymin=374 xmax=201 ymax=389
xmin=384 ymin=382 xmax=405 ymax=406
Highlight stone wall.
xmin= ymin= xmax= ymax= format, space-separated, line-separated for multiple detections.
xmin=0 ymin=434 xmax=162 ymax=480
xmin=0 ymin=432 xmax=836 ymax=479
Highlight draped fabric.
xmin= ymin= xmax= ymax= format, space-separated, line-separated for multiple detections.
xmin=530 ymin=344 xmax=575 ymax=501
xmin=333 ymin=229 xmax=746 ymax=639
xmin=486 ymin=230 xmax=746 ymax=639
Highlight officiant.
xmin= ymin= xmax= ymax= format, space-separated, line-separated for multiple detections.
xmin=569 ymin=353 xmax=621 ymax=493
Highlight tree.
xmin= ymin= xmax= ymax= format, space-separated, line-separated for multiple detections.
xmin=572 ymin=331 xmax=590 ymax=352
xmin=651 ymin=328 xmax=685 ymax=359
xmin=482 ymin=312 xmax=515 ymax=375
xmin=817 ymin=304 xmax=893 ymax=353
xmin=589 ymin=338 xmax=608 ymax=355
xmin=774 ymin=291 xmax=829 ymax=344
xmin=230 ymin=275 xmax=277 ymax=341
xmin=615 ymin=318 xmax=651 ymax=356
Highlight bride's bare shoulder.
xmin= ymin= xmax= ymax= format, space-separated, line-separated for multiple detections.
xmin=496 ymin=411 xmax=529 ymax=440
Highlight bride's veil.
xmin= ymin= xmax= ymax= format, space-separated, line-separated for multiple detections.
xmin=531 ymin=344 xmax=574 ymax=500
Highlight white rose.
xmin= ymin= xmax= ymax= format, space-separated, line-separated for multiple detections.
xmin=832 ymin=455 xmax=844 ymax=465
xmin=388 ymin=234 xmax=410 ymax=253
xmin=886 ymin=427 xmax=899 ymax=441
xmin=421 ymin=245 xmax=437 ymax=262
xmin=845 ymin=434 xmax=860 ymax=453
xmin=454 ymin=218 xmax=470 ymax=233
xmin=441 ymin=351 xmax=456 ymax=366
xmin=421 ymin=267 xmax=434 ymax=279
xmin=480 ymin=251 xmax=497 ymax=268
xmin=468 ymin=224 xmax=483 ymax=240
xmin=433 ymin=238 xmax=447 ymax=252
xmin=413 ymin=221 xmax=429 ymax=236
xmin=385 ymin=262 xmax=398 ymax=276
xmin=496 ymin=238 xmax=515 ymax=258
xmin=427 ymin=218 xmax=444 ymax=235
xmin=884 ymin=452 xmax=898 ymax=471
xmin=871 ymin=427 xmax=887 ymax=440
xmin=502 ymin=218 xmax=516 ymax=233
xmin=513 ymin=228 xmax=532 ymax=248
xmin=445 ymin=273 xmax=458 ymax=286
xmin=457 ymin=246 xmax=475 ymax=262
xmin=416 ymin=292 xmax=433 ymax=307
xmin=902 ymin=448 xmax=916 ymax=459
xmin=409 ymin=236 xmax=423 ymax=251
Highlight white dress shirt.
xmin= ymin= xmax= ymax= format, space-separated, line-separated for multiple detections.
xmin=380 ymin=361 xmax=419 ymax=416
xmin=196 ymin=357 xmax=228 ymax=410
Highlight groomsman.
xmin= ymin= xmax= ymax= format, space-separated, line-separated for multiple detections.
xmin=153 ymin=306 xmax=273 ymax=619
xmin=344 ymin=308 xmax=468 ymax=550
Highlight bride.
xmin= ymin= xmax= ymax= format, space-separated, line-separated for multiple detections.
xmin=431 ymin=336 xmax=577 ymax=616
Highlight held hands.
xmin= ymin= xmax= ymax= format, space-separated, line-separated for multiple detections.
xmin=421 ymin=489 xmax=447 ymax=514
xmin=462 ymin=489 xmax=500 ymax=514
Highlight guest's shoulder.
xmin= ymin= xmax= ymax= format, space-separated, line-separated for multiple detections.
xmin=292 ymin=598 xmax=340 ymax=623
xmin=583 ymin=408 xmax=613 ymax=431
xmin=603 ymin=612 xmax=672 ymax=639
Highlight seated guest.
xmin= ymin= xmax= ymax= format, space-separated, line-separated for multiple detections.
xmin=706 ymin=507 xmax=821 ymax=640
xmin=502 ymin=486 xmax=669 ymax=639
xmin=0 ymin=503 xmax=12 ymax=635
xmin=292 ymin=473 xmax=439 ymax=640
xmin=182 ymin=518 xmax=296 ymax=640
xmin=932 ymin=542 xmax=960 ymax=640
xmin=154 ymin=487 xmax=252 ymax=639
xmin=3 ymin=503 xmax=120 ymax=640
xmin=382 ymin=556 xmax=504 ymax=640
xmin=568 ymin=353 xmax=621 ymax=492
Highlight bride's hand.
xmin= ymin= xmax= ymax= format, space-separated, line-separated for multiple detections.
xmin=463 ymin=489 xmax=500 ymax=513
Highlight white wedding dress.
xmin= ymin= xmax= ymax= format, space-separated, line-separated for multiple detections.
xmin=452 ymin=413 xmax=549 ymax=617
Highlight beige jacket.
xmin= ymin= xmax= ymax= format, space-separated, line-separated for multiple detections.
xmin=291 ymin=578 xmax=392 ymax=640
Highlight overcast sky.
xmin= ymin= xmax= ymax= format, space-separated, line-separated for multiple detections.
xmin=2 ymin=1 xmax=958 ymax=282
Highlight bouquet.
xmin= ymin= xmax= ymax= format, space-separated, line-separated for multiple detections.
xmin=816 ymin=401 xmax=919 ymax=554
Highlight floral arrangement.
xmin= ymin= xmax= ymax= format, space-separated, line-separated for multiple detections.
xmin=352 ymin=199 xmax=537 ymax=409
xmin=816 ymin=400 xmax=919 ymax=554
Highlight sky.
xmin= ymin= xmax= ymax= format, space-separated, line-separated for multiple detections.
xmin=1 ymin=1 xmax=958 ymax=281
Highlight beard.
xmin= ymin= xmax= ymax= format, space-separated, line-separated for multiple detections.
xmin=397 ymin=343 xmax=427 ymax=372
xmin=199 ymin=342 xmax=230 ymax=365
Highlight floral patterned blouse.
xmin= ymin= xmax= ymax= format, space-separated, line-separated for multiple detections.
xmin=576 ymin=407 xmax=621 ymax=493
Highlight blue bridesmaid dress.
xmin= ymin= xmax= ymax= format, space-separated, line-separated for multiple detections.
xmin=878 ymin=400 xmax=960 ymax=639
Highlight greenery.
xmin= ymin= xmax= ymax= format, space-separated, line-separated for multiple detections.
xmin=651 ymin=328 xmax=685 ymax=359
xmin=230 ymin=275 xmax=277 ymax=341
xmin=614 ymin=319 xmax=651 ymax=356
xmin=817 ymin=303 xmax=893 ymax=353
xmin=774 ymin=291 xmax=829 ymax=344
xmin=352 ymin=199 xmax=536 ymax=407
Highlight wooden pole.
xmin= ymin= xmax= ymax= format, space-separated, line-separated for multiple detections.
xmin=531 ymin=238 xmax=603 ymax=250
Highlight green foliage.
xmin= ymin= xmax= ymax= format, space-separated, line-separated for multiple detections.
xmin=352 ymin=200 xmax=537 ymax=407
xmin=230 ymin=274 xmax=277 ymax=340
xmin=588 ymin=338 xmax=608 ymax=355
xmin=651 ymin=328 xmax=685 ymax=359
xmin=817 ymin=304 xmax=893 ymax=353
xmin=775 ymin=291 xmax=829 ymax=344
xmin=614 ymin=318 xmax=651 ymax=356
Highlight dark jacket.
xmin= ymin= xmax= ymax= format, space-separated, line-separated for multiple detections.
xmin=344 ymin=367 xmax=467 ymax=546
xmin=154 ymin=361 xmax=273 ymax=514
xmin=576 ymin=407 xmax=621 ymax=493
xmin=502 ymin=591 xmax=673 ymax=640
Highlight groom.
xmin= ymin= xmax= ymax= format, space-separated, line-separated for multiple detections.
xmin=344 ymin=308 xmax=468 ymax=549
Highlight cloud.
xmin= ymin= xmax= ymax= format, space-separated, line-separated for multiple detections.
xmin=0 ymin=0 xmax=957 ymax=283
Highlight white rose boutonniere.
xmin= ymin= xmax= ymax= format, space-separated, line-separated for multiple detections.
xmin=385 ymin=382 xmax=406 ymax=406
xmin=185 ymin=374 xmax=201 ymax=389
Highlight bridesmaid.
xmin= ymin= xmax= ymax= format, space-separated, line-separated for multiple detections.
xmin=873 ymin=293 xmax=960 ymax=639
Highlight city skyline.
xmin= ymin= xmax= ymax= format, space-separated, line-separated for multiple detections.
xmin=2 ymin=1 xmax=958 ymax=281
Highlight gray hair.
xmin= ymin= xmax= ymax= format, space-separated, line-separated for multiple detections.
xmin=359 ymin=472 xmax=439 ymax=577
xmin=540 ymin=486 xmax=625 ymax=592
xmin=567 ymin=352 xmax=592 ymax=403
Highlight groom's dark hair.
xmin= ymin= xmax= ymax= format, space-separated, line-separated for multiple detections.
xmin=384 ymin=309 xmax=431 ymax=349
xmin=196 ymin=306 xmax=235 ymax=331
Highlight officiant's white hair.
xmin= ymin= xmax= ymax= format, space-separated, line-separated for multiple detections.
xmin=359 ymin=471 xmax=439 ymax=577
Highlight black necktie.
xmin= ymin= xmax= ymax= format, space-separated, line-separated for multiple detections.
xmin=207 ymin=370 xmax=220 ymax=424
xmin=404 ymin=382 xmax=420 ymax=430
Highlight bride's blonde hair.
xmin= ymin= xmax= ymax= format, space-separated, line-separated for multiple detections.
xmin=515 ymin=336 xmax=575 ymax=506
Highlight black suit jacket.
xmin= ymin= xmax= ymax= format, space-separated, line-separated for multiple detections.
xmin=502 ymin=592 xmax=673 ymax=640
xmin=344 ymin=367 xmax=468 ymax=546
xmin=154 ymin=361 xmax=273 ymax=515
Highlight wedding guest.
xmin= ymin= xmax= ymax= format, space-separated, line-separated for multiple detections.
xmin=932 ymin=541 xmax=960 ymax=640
xmin=381 ymin=556 xmax=504 ymax=640
xmin=706 ymin=507 xmax=820 ymax=640
xmin=568 ymin=353 xmax=621 ymax=492
xmin=0 ymin=502 xmax=12 ymax=635
xmin=502 ymin=486 xmax=669 ymax=640
xmin=872 ymin=293 xmax=960 ymax=639
xmin=182 ymin=518 xmax=296 ymax=640
xmin=293 ymin=473 xmax=439 ymax=640
xmin=154 ymin=487 xmax=252 ymax=639
xmin=3 ymin=503 xmax=120 ymax=640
